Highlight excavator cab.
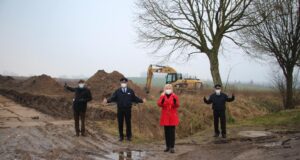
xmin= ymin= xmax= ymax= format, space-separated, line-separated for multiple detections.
xmin=166 ymin=73 xmax=183 ymax=84
xmin=145 ymin=64 xmax=203 ymax=94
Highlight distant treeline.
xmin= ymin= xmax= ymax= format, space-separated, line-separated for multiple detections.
xmin=129 ymin=77 xmax=272 ymax=91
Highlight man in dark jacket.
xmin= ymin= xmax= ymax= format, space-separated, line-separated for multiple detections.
xmin=103 ymin=77 xmax=145 ymax=141
xmin=65 ymin=80 xmax=92 ymax=137
xmin=203 ymin=84 xmax=235 ymax=138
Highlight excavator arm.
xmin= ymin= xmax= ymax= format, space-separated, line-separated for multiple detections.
xmin=145 ymin=65 xmax=176 ymax=93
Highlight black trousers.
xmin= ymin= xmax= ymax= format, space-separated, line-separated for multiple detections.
xmin=213 ymin=110 xmax=226 ymax=135
xmin=164 ymin=126 xmax=176 ymax=148
xmin=74 ymin=109 xmax=86 ymax=135
xmin=117 ymin=109 xmax=132 ymax=139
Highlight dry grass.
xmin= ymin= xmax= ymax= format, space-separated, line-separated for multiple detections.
xmin=96 ymin=89 xmax=281 ymax=142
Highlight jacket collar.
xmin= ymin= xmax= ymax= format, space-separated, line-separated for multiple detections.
xmin=164 ymin=93 xmax=174 ymax=98
xmin=119 ymin=87 xmax=129 ymax=93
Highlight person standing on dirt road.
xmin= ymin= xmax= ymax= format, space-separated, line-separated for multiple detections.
xmin=103 ymin=77 xmax=146 ymax=142
xmin=157 ymin=84 xmax=180 ymax=153
xmin=65 ymin=80 xmax=92 ymax=137
xmin=203 ymin=84 xmax=235 ymax=138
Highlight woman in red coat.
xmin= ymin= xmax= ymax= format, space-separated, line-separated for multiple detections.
xmin=157 ymin=84 xmax=180 ymax=153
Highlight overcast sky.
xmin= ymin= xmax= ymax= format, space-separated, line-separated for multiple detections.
xmin=0 ymin=0 xmax=272 ymax=83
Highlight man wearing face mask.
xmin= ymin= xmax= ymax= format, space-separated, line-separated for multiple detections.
xmin=65 ymin=80 xmax=92 ymax=137
xmin=203 ymin=84 xmax=235 ymax=138
xmin=103 ymin=78 xmax=146 ymax=141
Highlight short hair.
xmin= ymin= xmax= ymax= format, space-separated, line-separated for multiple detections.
xmin=78 ymin=79 xmax=85 ymax=83
xmin=120 ymin=77 xmax=128 ymax=82
xmin=164 ymin=84 xmax=173 ymax=90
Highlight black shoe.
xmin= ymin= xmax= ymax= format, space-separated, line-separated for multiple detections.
xmin=222 ymin=134 xmax=226 ymax=138
xmin=81 ymin=133 xmax=86 ymax=137
xmin=127 ymin=137 xmax=132 ymax=141
xmin=213 ymin=134 xmax=219 ymax=138
xmin=76 ymin=132 xmax=80 ymax=137
xmin=169 ymin=148 xmax=175 ymax=153
xmin=164 ymin=148 xmax=170 ymax=152
xmin=119 ymin=138 xmax=124 ymax=142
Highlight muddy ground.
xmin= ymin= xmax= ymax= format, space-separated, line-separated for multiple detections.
xmin=1 ymin=95 xmax=300 ymax=160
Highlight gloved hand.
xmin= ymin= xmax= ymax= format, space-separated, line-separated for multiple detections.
xmin=203 ymin=97 xmax=207 ymax=101
xmin=173 ymin=98 xmax=176 ymax=104
xmin=161 ymin=98 xmax=165 ymax=104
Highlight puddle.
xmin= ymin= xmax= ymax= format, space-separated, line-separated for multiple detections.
xmin=238 ymin=131 xmax=273 ymax=138
xmin=106 ymin=150 xmax=146 ymax=160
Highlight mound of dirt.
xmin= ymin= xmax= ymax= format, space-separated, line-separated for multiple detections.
xmin=86 ymin=70 xmax=146 ymax=101
xmin=0 ymin=75 xmax=16 ymax=88
xmin=19 ymin=74 xmax=65 ymax=96
xmin=0 ymin=75 xmax=14 ymax=82
xmin=0 ymin=89 xmax=116 ymax=120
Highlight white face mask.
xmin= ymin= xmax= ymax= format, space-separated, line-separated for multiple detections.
xmin=165 ymin=89 xmax=173 ymax=95
xmin=121 ymin=83 xmax=127 ymax=88
xmin=78 ymin=83 xmax=85 ymax=88
xmin=215 ymin=89 xmax=221 ymax=95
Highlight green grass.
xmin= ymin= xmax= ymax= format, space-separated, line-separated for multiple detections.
xmin=129 ymin=77 xmax=272 ymax=92
xmin=234 ymin=109 xmax=300 ymax=128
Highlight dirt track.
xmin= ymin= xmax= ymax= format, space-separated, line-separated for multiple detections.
xmin=0 ymin=95 xmax=112 ymax=159
xmin=1 ymin=95 xmax=300 ymax=160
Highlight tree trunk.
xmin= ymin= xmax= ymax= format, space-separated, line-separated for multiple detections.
xmin=208 ymin=53 xmax=223 ymax=86
xmin=285 ymin=67 xmax=294 ymax=109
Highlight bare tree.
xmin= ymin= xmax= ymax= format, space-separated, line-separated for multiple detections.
xmin=136 ymin=0 xmax=257 ymax=85
xmin=272 ymin=68 xmax=300 ymax=109
xmin=239 ymin=0 xmax=300 ymax=109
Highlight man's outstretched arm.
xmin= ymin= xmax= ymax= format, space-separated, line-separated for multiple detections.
xmin=203 ymin=96 xmax=212 ymax=104
xmin=226 ymin=94 xmax=235 ymax=102
xmin=64 ymin=83 xmax=75 ymax=92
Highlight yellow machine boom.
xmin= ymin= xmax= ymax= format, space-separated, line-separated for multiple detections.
xmin=145 ymin=64 xmax=203 ymax=93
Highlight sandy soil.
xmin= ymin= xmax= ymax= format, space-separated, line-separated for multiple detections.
xmin=1 ymin=95 xmax=299 ymax=160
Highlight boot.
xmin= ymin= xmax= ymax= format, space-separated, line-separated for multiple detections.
xmin=222 ymin=134 xmax=226 ymax=138
xmin=213 ymin=133 xmax=219 ymax=138
xmin=164 ymin=148 xmax=170 ymax=152
xmin=169 ymin=148 xmax=175 ymax=153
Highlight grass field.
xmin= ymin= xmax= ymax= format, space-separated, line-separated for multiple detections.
xmin=235 ymin=109 xmax=300 ymax=129
xmin=129 ymin=77 xmax=273 ymax=91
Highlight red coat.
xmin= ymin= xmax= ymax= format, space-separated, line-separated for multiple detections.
xmin=157 ymin=93 xmax=180 ymax=126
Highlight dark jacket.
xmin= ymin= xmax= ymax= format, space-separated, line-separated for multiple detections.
xmin=107 ymin=87 xmax=143 ymax=110
xmin=65 ymin=86 xmax=92 ymax=110
xmin=204 ymin=93 xmax=235 ymax=110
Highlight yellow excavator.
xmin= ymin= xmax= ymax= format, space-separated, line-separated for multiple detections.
xmin=145 ymin=64 xmax=203 ymax=94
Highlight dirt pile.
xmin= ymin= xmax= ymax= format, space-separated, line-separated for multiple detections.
xmin=0 ymin=71 xmax=147 ymax=120
xmin=18 ymin=74 xmax=66 ymax=96
xmin=0 ymin=75 xmax=16 ymax=88
xmin=0 ymin=71 xmax=146 ymax=100
xmin=86 ymin=70 xmax=146 ymax=101
xmin=0 ymin=89 xmax=116 ymax=120
xmin=0 ymin=75 xmax=14 ymax=82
